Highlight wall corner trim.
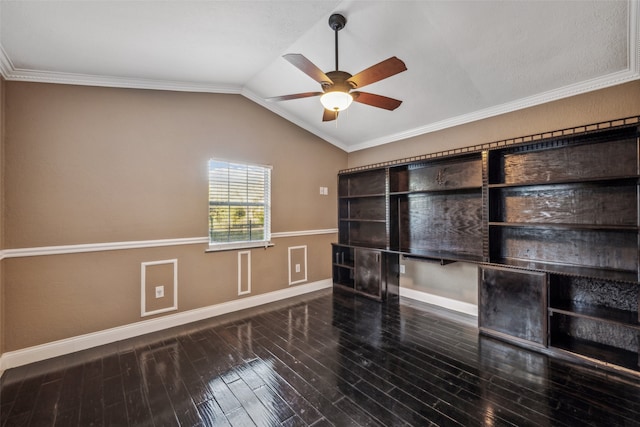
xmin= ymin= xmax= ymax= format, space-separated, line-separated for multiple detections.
xmin=0 ymin=279 xmax=332 ymax=372
xmin=399 ymin=286 xmax=478 ymax=317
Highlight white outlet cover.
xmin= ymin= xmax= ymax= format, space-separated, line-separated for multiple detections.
xmin=400 ymin=264 xmax=406 ymax=274
xmin=155 ymin=285 xmax=164 ymax=298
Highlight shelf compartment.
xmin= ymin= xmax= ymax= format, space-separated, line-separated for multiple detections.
xmin=549 ymin=304 xmax=639 ymax=329
xmin=549 ymin=275 xmax=639 ymax=326
xmin=389 ymin=154 xmax=482 ymax=193
xmin=332 ymin=265 xmax=354 ymax=288
xmin=489 ymin=226 xmax=638 ymax=273
xmin=551 ymin=315 xmax=639 ymax=354
xmin=339 ymin=196 xmax=386 ymax=222
xmin=391 ymin=191 xmax=483 ymax=259
xmin=339 ymin=169 xmax=387 ymax=197
xmin=339 ymin=220 xmax=387 ymax=249
xmin=488 ymin=130 xmax=638 ymax=186
xmin=332 ymin=244 xmax=355 ymax=268
xmin=550 ymin=313 xmax=640 ymax=366
xmin=338 ymin=212 xmax=387 ymax=249
xmin=488 ymin=182 xmax=637 ymax=226
xmin=550 ymin=334 xmax=640 ymax=373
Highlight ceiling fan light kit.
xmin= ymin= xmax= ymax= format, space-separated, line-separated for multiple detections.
xmin=268 ymin=13 xmax=407 ymax=122
xmin=320 ymin=91 xmax=353 ymax=112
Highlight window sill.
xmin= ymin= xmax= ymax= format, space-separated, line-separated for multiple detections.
xmin=205 ymin=242 xmax=274 ymax=253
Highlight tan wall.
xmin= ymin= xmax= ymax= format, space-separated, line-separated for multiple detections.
xmin=353 ymin=80 xmax=640 ymax=307
xmin=3 ymin=82 xmax=346 ymax=351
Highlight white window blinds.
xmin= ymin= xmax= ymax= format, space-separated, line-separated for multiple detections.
xmin=208 ymin=160 xmax=271 ymax=247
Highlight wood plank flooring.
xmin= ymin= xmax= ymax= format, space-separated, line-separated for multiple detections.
xmin=3 ymin=288 xmax=640 ymax=426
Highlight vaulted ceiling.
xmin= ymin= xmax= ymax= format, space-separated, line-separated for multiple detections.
xmin=1 ymin=1 xmax=638 ymax=152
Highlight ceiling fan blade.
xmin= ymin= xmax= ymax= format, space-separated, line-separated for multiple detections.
xmin=266 ymin=92 xmax=323 ymax=102
xmin=283 ymin=54 xmax=333 ymax=84
xmin=352 ymin=92 xmax=403 ymax=110
xmin=347 ymin=57 xmax=407 ymax=89
xmin=322 ymin=109 xmax=338 ymax=122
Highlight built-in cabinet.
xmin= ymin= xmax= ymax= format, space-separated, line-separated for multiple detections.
xmin=479 ymin=266 xmax=547 ymax=347
xmin=332 ymin=244 xmax=399 ymax=301
xmin=333 ymin=117 xmax=640 ymax=376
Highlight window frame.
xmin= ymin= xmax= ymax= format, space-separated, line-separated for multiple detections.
xmin=207 ymin=159 xmax=273 ymax=252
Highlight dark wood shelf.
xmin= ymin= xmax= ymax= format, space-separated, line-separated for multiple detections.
xmin=389 ymin=186 xmax=482 ymax=196
xmin=551 ymin=335 xmax=640 ymax=373
xmin=488 ymin=222 xmax=638 ymax=231
xmin=339 ymin=193 xmax=386 ymax=199
xmin=491 ymin=257 xmax=639 ymax=283
xmin=488 ymin=175 xmax=639 ymax=189
xmin=339 ymin=218 xmax=386 ymax=223
xmin=549 ymin=301 xmax=640 ymax=329
xmin=347 ymin=241 xmax=387 ymax=250
xmin=333 ymin=262 xmax=354 ymax=269
xmin=393 ymin=247 xmax=484 ymax=264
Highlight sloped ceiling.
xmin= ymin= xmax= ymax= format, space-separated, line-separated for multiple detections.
xmin=1 ymin=1 xmax=638 ymax=152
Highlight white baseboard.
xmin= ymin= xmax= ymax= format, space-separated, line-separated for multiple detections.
xmin=399 ymin=286 xmax=478 ymax=317
xmin=0 ymin=279 xmax=332 ymax=374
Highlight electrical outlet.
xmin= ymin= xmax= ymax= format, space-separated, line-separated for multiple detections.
xmin=295 ymin=263 xmax=301 ymax=273
xmin=155 ymin=285 xmax=164 ymax=298
xmin=400 ymin=264 xmax=406 ymax=274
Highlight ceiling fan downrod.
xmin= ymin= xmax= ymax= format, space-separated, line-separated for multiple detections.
xmin=328 ymin=14 xmax=346 ymax=71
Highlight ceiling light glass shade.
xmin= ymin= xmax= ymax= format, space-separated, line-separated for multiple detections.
xmin=320 ymin=91 xmax=353 ymax=111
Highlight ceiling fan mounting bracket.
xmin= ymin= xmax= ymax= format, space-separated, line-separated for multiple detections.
xmin=328 ymin=14 xmax=346 ymax=32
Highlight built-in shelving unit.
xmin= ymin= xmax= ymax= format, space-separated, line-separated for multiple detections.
xmin=338 ymin=168 xmax=388 ymax=249
xmin=333 ymin=116 xmax=640 ymax=376
xmin=487 ymin=127 xmax=640 ymax=282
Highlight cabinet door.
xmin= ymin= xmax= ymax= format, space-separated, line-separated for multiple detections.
xmin=479 ymin=266 xmax=547 ymax=346
xmin=355 ymin=249 xmax=382 ymax=298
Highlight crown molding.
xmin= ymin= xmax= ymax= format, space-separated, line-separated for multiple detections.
xmin=1 ymin=67 xmax=242 ymax=94
xmin=0 ymin=44 xmax=241 ymax=94
xmin=348 ymin=69 xmax=640 ymax=153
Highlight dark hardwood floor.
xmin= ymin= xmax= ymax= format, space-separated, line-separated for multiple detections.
xmin=2 ymin=288 xmax=640 ymax=426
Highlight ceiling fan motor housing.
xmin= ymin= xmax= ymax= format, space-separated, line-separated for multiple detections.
xmin=323 ymin=70 xmax=355 ymax=93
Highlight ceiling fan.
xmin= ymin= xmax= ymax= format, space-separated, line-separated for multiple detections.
xmin=267 ymin=13 xmax=407 ymax=122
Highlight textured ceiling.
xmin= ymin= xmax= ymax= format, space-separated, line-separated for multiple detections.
xmin=1 ymin=1 xmax=638 ymax=152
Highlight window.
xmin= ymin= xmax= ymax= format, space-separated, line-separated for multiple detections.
xmin=208 ymin=159 xmax=272 ymax=250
